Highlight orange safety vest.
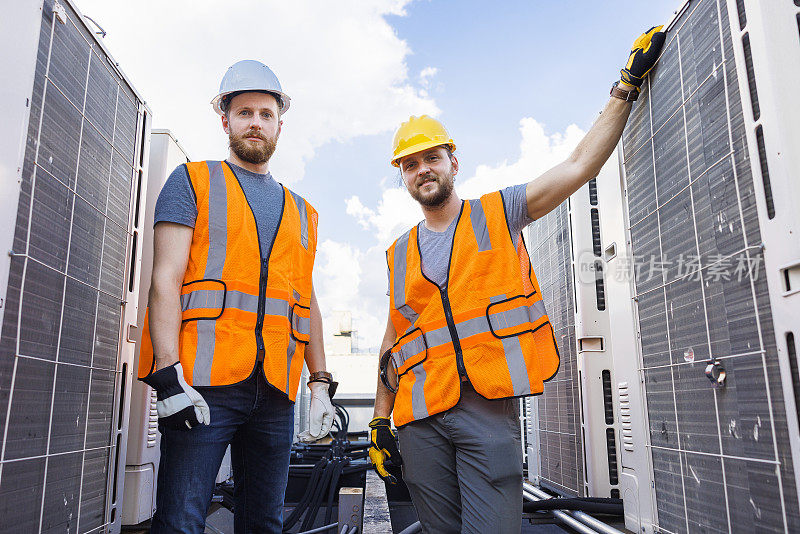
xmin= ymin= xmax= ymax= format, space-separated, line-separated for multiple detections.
xmin=138 ymin=160 xmax=317 ymax=400
xmin=386 ymin=191 xmax=559 ymax=426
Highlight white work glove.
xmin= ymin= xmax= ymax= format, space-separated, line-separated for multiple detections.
xmin=140 ymin=362 xmax=211 ymax=430
xmin=298 ymin=382 xmax=334 ymax=442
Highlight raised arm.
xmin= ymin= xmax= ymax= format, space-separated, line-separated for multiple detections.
xmin=525 ymin=26 xmax=665 ymax=221
xmin=525 ymin=97 xmax=632 ymax=221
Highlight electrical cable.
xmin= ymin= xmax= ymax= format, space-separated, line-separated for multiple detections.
xmin=283 ymin=457 xmax=328 ymax=531
xmin=300 ymin=460 xmax=337 ymax=531
xmin=281 ymin=402 xmax=371 ymax=532
xmin=325 ymin=459 xmax=347 ymax=524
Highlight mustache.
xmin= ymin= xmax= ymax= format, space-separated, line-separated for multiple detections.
xmin=242 ymin=130 xmax=266 ymax=141
xmin=416 ymin=174 xmax=439 ymax=186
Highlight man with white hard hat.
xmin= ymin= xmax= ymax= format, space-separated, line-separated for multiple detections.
xmin=138 ymin=59 xmax=335 ymax=533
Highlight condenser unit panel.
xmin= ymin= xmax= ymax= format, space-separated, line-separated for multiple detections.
xmin=0 ymin=0 xmax=148 ymax=532
xmin=527 ymin=202 xmax=583 ymax=496
xmin=620 ymin=0 xmax=799 ymax=531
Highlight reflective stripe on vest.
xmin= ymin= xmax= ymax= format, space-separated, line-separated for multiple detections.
xmin=387 ymin=191 xmax=559 ymax=426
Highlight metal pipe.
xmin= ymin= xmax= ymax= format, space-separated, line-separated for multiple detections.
xmin=293 ymin=522 xmax=338 ymax=534
xmin=397 ymin=520 xmax=423 ymax=534
xmin=522 ymin=490 xmax=597 ymax=534
xmin=523 ymin=483 xmax=626 ymax=534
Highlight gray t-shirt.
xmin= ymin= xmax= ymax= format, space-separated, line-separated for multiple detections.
xmin=388 ymin=184 xmax=533 ymax=292
xmin=154 ymin=161 xmax=284 ymax=257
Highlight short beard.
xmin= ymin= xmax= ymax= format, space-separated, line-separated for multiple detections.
xmin=409 ymin=171 xmax=455 ymax=208
xmin=229 ymin=129 xmax=278 ymax=165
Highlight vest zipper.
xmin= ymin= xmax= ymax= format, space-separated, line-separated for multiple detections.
xmin=439 ymin=285 xmax=467 ymax=379
xmin=255 ymin=257 xmax=269 ymax=361
xmin=224 ymin=162 xmax=284 ymax=370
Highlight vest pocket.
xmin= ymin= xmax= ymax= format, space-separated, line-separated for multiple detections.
xmin=180 ymin=279 xmax=227 ymax=322
xmin=391 ymin=327 xmax=428 ymax=376
xmin=289 ymin=303 xmax=311 ymax=344
xmin=486 ymin=294 xmax=536 ymax=339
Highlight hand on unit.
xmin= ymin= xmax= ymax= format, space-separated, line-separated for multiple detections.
xmin=140 ymin=362 xmax=211 ymax=430
xmin=368 ymin=416 xmax=402 ymax=484
xmin=620 ymin=25 xmax=667 ymax=90
xmin=298 ymin=381 xmax=335 ymax=442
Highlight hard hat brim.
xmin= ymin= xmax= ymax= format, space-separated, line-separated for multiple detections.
xmin=211 ymin=90 xmax=291 ymax=116
xmin=391 ymin=140 xmax=456 ymax=167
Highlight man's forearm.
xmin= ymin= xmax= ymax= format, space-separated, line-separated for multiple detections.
xmin=373 ymin=336 xmax=397 ymax=418
xmin=526 ymin=96 xmax=632 ymax=221
xmin=568 ymin=96 xmax=632 ymax=180
xmin=373 ymin=371 xmax=397 ymax=418
xmin=304 ymin=288 xmax=326 ymax=374
xmin=148 ymin=284 xmax=182 ymax=371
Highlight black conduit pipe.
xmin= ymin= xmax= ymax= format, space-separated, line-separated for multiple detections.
xmin=523 ymin=497 xmax=624 ymax=515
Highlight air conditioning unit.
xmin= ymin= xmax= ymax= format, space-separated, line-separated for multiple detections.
xmin=525 ymin=160 xmax=622 ymax=499
xmin=0 ymin=0 xmax=150 ymax=532
xmin=526 ymin=198 xmax=584 ymax=496
xmin=122 ymin=130 xmax=190 ymax=526
xmin=610 ymin=0 xmax=800 ymax=532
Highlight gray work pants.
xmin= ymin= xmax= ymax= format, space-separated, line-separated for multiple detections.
xmin=397 ymin=383 xmax=523 ymax=534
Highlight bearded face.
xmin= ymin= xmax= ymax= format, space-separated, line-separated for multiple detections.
xmin=223 ymin=91 xmax=282 ymax=166
xmin=400 ymin=147 xmax=457 ymax=208
xmin=228 ymin=128 xmax=278 ymax=165
xmin=408 ymin=166 xmax=455 ymax=207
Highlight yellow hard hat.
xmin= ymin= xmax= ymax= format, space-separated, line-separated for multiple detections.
xmin=391 ymin=115 xmax=456 ymax=167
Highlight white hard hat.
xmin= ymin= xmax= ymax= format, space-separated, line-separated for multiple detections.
xmin=211 ymin=60 xmax=291 ymax=115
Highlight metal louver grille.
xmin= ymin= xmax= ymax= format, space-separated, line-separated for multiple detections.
xmin=621 ymin=0 xmax=800 ymax=531
xmin=147 ymin=389 xmax=158 ymax=448
xmin=0 ymin=0 xmax=144 ymax=532
xmin=527 ymin=201 xmax=583 ymax=496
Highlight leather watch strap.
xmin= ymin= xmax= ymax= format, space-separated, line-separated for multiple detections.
xmin=610 ymin=81 xmax=639 ymax=102
xmin=307 ymin=371 xmax=338 ymax=398
xmin=308 ymin=371 xmax=333 ymax=382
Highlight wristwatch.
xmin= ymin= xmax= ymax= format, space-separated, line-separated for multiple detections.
xmin=308 ymin=371 xmax=338 ymax=399
xmin=610 ymin=81 xmax=639 ymax=102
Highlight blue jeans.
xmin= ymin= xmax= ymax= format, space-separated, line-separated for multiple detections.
xmin=151 ymin=363 xmax=295 ymax=534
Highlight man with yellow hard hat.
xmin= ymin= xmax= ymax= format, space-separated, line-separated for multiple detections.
xmin=369 ymin=27 xmax=665 ymax=533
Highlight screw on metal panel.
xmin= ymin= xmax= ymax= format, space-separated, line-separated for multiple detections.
xmin=705 ymin=360 xmax=726 ymax=387
xmin=53 ymin=1 xmax=67 ymax=24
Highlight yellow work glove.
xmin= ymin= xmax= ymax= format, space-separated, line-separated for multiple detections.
xmin=620 ymin=25 xmax=666 ymax=88
xmin=369 ymin=416 xmax=402 ymax=484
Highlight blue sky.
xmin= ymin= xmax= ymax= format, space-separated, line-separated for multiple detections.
xmin=76 ymin=0 xmax=676 ymax=350
xmin=302 ymin=0 xmax=677 ymax=253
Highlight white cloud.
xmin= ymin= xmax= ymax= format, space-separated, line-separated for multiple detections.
xmin=418 ymin=66 xmax=439 ymax=89
xmin=74 ymin=0 xmax=438 ymax=182
xmin=457 ymin=118 xmax=585 ymax=199
xmin=314 ymin=239 xmax=386 ymax=352
xmin=345 ymin=188 xmax=422 ymax=242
